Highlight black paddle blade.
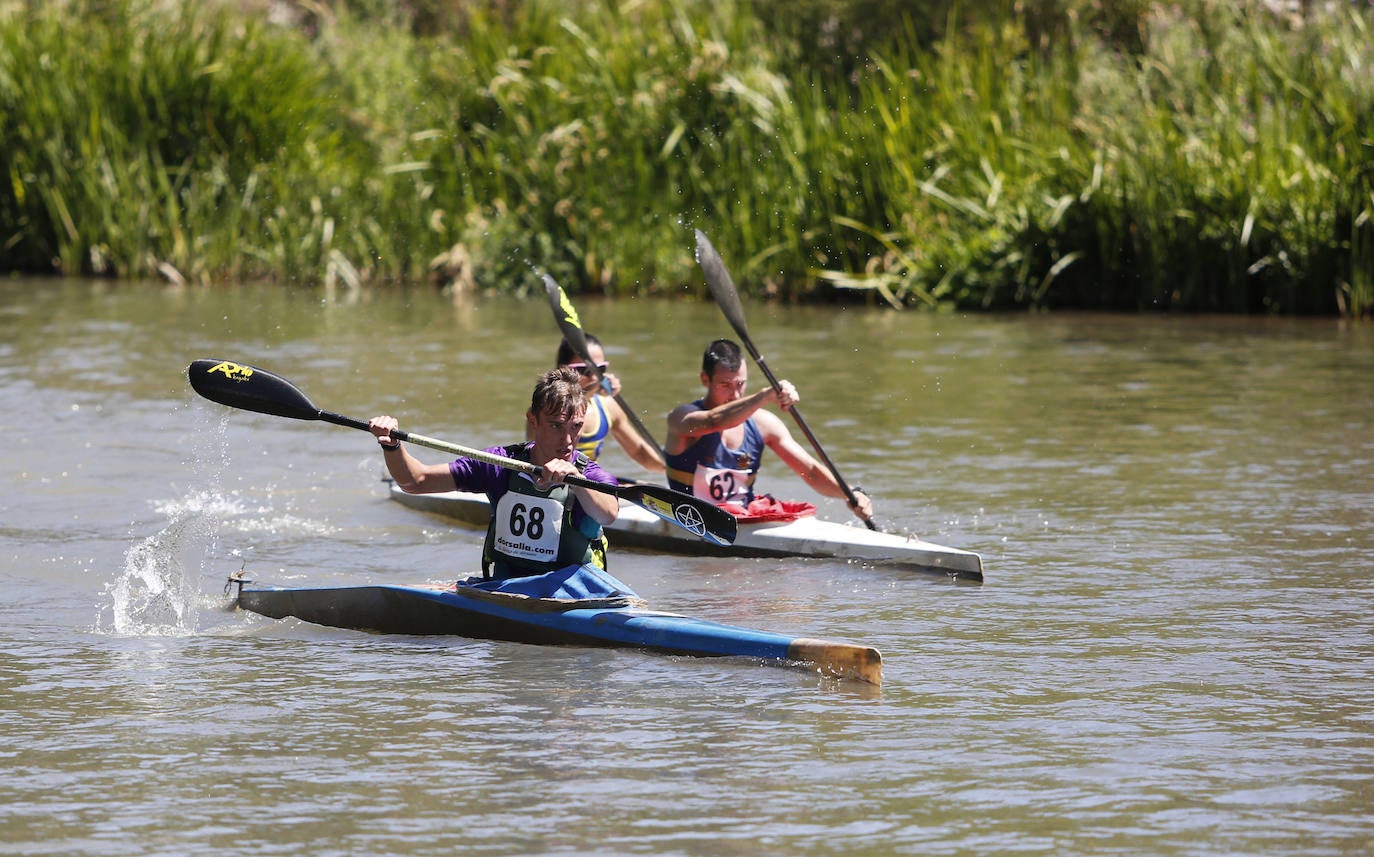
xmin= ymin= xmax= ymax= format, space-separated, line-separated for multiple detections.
xmin=544 ymin=275 xmax=588 ymax=347
xmin=621 ymin=483 xmax=738 ymax=547
xmin=544 ymin=275 xmax=602 ymax=382
xmin=187 ymin=359 xmax=322 ymax=421
xmin=694 ymin=230 xmax=753 ymax=343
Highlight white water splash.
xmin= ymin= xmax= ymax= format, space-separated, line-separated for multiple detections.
xmin=97 ymin=406 xmax=238 ymax=637
xmin=101 ymin=502 xmax=215 ymax=637
xmin=96 ymin=404 xmax=345 ymax=635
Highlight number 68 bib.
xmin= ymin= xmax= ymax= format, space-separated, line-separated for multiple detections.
xmin=492 ymin=492 xmax=564 ymax=563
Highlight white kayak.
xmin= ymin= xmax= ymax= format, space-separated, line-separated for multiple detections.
xmin=388 ymin=483 xmax=985 ymax=582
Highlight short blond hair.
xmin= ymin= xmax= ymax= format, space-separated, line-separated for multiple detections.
xmin=530 ymin=367 xmax=588 ymax=419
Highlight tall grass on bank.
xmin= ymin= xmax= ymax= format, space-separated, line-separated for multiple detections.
xmin=0 ymin=0 xmax=1370 ymax=314
xmin=826 ymin=1 xmax=1373 ymax=314
xmin=0 ymin=1 xmax=381 ymax=284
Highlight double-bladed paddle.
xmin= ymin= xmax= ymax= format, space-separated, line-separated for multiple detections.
xmin=187 ymin=358 xmax=736 ymax=547
xmin=542 ymin=274 xmax=664 ymax=458
xmin=694 ymin=230 xmax=879 ymax=531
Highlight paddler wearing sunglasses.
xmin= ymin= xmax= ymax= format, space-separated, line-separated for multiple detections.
xmin=538 ymin=334 xmax=665 ymax=475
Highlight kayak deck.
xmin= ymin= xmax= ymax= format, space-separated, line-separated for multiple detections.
xmin=390 ymin=484 xmax=984 ymax=582
xmin=232 ymin=578 xmax=882 ymax=686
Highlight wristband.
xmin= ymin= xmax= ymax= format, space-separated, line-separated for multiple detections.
xmin=379 ymin=439 xmax=401 ymax=451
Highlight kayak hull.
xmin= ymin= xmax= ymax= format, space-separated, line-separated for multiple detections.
xmin=390 ymin=484 xmax=984 ymax=582
xmin=234 ymin=580 xmax=882 ymax=685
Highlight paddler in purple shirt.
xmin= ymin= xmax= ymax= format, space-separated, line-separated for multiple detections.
xmin=370 ymin=367 xmax=632 ymax=599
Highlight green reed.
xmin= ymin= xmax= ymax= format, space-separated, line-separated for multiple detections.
xmin=0 ymin=0 xmax=373 ymax=283
xmin=818 ymin=1 xmax=1373 ymax=314
xmin=0 ymin=0 xmax=1369 ymax=314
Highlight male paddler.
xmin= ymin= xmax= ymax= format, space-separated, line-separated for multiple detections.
xmin=664 ymin=338 xmax=874 ymax=524
xmin=371 ymin=367 xmax=634 ymax=599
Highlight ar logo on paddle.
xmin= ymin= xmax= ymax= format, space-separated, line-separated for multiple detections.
xmin=206 ymin=361 xmax=254 ymax=382
xmin=556 ymin=290 xmax=582 ymax=328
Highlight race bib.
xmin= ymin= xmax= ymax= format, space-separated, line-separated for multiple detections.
xmin=492 ymin=493 xmax=564 ymax=562
xmin=693 ymin=465 xmax=752 ymax=504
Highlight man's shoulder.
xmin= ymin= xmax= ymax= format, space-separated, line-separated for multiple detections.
xmin=667 ymin=399 xmax=707 ymax=424
xmin=452 ymin=444 xmax=521 ymax=482
xmin=751 ymin=407 xmax=790 ymax=438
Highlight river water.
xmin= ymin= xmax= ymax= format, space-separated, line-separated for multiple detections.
xmin=2 ymin=277 xmax=1371 ymax=856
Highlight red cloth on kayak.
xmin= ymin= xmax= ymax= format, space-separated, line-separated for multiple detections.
xmin=721 ymin=495 xmax=817 ymax=524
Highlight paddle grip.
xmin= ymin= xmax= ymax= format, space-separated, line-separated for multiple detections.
xmin=320 ymin=410 xmax=373 ymax=433
xmin=745 ymin=356 xmax=874 ymax=529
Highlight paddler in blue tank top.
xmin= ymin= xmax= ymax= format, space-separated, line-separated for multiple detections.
xmin=370 ymin=368 xmax=636 ymax=599
xmin=665 ymin=339 xmax=874 ymax=524
xmin=548 ymin=334 xmax=665 ymax=476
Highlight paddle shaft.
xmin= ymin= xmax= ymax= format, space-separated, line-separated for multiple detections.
xmin=314 ymin=408 xmax=613 ymax=493
xmin=695 ymin=230 xmax=876 ymax=530
xmin=543 ymin=275 xmax=664 ymax=457
xmin=337 ymin=413 xmax=733 ymax=546
xmin=186 ymin=358 xmax=736 ymax=546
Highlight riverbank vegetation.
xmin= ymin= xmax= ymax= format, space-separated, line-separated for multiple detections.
xmin=1 ymin=0 xmax=1370 ymax=314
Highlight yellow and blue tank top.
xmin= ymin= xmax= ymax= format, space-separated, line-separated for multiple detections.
xmin=576 ymin=395 xmax=611 ymax=461
xmin=665 ymin=406 xmax=764 ymax=505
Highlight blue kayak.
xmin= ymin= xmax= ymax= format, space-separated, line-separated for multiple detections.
xmin=229 ymin=571 xmax=882 ymax=685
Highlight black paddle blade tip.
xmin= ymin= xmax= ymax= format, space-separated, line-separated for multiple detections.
xmin=187 ymin=358 xmax=321 ymax=421
xmin=188 ymin=358 xmax=255 ymax=399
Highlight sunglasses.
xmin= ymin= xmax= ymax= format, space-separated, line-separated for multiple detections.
xmin=567 ymin=361 xmax=609 ymax=376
